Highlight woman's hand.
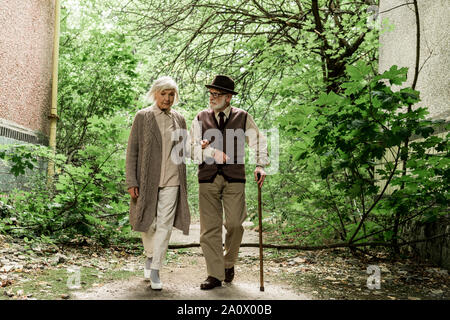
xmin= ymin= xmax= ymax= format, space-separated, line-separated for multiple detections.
xmin=128 ymin=187 xmax=139 ymax=199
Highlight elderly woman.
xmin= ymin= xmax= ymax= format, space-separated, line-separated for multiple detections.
xmin=125 ymin=76 xmax=196 ymax=290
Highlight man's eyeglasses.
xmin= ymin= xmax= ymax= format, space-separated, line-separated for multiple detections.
xmin=209 ymin=91 xmax=226 ymax=98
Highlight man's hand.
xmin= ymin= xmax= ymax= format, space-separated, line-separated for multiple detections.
xmin=254 ymin=166 xmax=266 ymax=188
xmin=214 ymin=149 xmax=230 ymax=164
xmin=201 ymin=139 xmax=209 ymax=149
xmin=128 ymin=187 xmax=139 ymax=199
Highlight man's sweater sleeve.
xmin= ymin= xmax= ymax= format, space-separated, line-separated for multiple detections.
xmin=245 ymin=113 xmax=270 ymax=168
xmin=189 ymin=116 xmax=216 ymax=163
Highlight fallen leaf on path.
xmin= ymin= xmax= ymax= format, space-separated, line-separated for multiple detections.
xmin=5 ymin=290 xmax=14 ymax=297
xmin=294 ymin=257 xmax=306 ymax=264
xmin=1 ymin=265 xmax=15 ymax=272
xmin=1 ymin=279 xmax=13 ymax=287
xmin=431 ymin=289 xmax=443 ymax=295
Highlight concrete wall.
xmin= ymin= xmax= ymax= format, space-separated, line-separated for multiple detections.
xmin=0 ymin=0 xmax=55 ymax=138
xmin=402 ymin=215 xmax=450 ymax=271
xmin=379 ymin=0 xmax=449 ymax=270
xmin=379 ymin=0 xmax=450 ymax=121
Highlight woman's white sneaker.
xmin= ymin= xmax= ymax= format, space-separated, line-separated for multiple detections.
xmin=144 ymin=268 xmax=151 ymax=281
xmin=144 ymin=257 xmax=152 ymax=281
xmin=151 ymin=280 xmax=162 ymax=290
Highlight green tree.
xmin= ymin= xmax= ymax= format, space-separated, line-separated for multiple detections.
xmin=57 ymin=3 xmax=143 ymax=160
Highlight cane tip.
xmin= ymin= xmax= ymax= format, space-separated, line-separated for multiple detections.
xmin=260 ymin=287 xmax=264 ymax=292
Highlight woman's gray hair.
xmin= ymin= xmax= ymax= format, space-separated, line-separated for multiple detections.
xmin=146 ymin=76 xmax=180 ymax=104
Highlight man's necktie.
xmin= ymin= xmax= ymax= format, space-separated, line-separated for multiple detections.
xmin=219 ymin=112 xmax=225 ymax=130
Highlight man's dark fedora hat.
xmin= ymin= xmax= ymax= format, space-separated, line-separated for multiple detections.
xmin=205 ymin=75 xmax=238 ymax=95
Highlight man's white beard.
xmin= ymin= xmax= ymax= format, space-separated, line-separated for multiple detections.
xmin=210 ymin=100 xmax=226 ymax=110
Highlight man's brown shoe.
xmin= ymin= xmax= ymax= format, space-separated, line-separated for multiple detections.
xmin=224 ymin=267 xmax=235 ymax=283
xmin=200 ymin=276 xmax=222 ymax=290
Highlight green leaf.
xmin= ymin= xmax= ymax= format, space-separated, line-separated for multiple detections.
xmin=380 ymin=65 xmax=408 ymax=85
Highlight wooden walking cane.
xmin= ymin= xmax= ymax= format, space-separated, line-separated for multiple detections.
xmin=257 ymin=173 xmax=264 ymax=292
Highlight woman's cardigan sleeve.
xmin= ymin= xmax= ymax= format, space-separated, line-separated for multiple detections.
xmin=125 ymin=112 xmax=140 ymax=189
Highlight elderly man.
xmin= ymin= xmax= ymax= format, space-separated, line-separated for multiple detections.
xmin=190 ymin=75 xmax=269 ymax=290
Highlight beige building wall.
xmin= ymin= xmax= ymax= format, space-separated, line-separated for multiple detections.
xmin=379 ymin=1 xmax=449 ymax=270
xmin=0 ymin=0 xmax=55 ymax=140
xmin=379 ymin=0 xmax=450 ymax=121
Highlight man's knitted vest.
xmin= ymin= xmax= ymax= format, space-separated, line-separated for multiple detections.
xmin=197 ymin=107 xmax=248 ymax=183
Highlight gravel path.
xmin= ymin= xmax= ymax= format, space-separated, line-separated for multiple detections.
xmin=71 ymin=222 xmax=311 ymax=300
